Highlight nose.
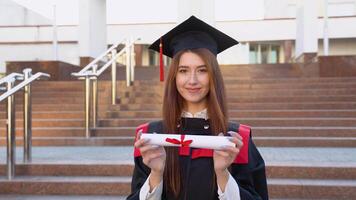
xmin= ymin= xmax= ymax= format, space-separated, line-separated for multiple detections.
xmin=187 ymin=71 xmax=198 ymax=85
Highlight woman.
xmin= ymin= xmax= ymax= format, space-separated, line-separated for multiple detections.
xmin=127 ymin=16 xmax=268 ymax=200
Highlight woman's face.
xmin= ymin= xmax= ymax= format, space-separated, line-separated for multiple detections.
xmin=176 ymin=51 xmax=210 ymax=111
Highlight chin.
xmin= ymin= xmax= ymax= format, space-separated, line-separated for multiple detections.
xmin=184 ymin=96 xmax=205 ymax=104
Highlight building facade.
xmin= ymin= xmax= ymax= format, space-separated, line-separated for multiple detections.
xmin=1 ymin=0 xmax=356 ymax=73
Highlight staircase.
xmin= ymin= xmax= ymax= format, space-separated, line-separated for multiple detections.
xmin=1 ymin=67 xmax=356 ymax=199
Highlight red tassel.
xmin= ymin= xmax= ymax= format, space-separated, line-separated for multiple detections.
xmin=159 ymin=38 xmax=164 ymax=82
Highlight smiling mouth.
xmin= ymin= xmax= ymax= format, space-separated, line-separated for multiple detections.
xmin=186 ymin=88 xmax=201 ymax=93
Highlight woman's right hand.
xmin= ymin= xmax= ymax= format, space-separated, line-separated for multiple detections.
xmin=134 ymin=131 xmax=166 ymax=175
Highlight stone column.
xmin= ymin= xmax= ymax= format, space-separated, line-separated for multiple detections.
xmin=78 ymin=0 xmax=107 ymax=67
xmin=283 ymin=40 xmax=293 ymax=63
xmin=134 ymin=44 xmax=143 ymax=67
xmin=295 ymin=0 xmax=318 ymax=63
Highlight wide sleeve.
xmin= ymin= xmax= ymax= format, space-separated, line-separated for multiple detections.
xmin=127 ymin=121 xmax=166 ymax=200
xmin=230 ymin=135 xmax=269 ymax=200
xmin=126 ymin=123 xmax=152 ymax=200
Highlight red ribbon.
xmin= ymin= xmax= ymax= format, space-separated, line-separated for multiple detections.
xmin=165 ymin=135 xmax=193 ymax=147
xmin=159 ymin=37 xmax=164 ymax=82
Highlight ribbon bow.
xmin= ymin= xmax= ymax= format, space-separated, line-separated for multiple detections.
xmin=165 ymin=135 xmax=193 ymax=147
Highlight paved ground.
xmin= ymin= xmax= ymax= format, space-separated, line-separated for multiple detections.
xmin=0 ymin=146 xmax=356 ymax=166
xmin=0 ymin=195 xmax=127 ymax=200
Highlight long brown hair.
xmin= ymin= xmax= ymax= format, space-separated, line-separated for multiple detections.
xmin=162 ymin=48 xmax=228 ymax=197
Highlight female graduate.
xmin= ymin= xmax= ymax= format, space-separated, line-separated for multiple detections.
xmin=127 ymin=16 xmax=268 ymax=200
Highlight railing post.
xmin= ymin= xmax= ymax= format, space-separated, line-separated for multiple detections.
xmin=125 ymin=39 xmax=131 ymax=87
xmin=130 ymin=37 xmax=135 ymax=84
xmin=111 ymin=49 xmax=117 ymax=105
xmin=84 ymin=75 xmax=91 ymax=138
xmin=23 ymin=68 xmax=32 ymax=163
xmin=92 ymin=65 xmax=98 ymax=128
xmin=6 ymin=80 xmax=16 ymax=180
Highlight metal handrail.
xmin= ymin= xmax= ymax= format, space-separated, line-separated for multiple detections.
xmin=71 ymin=38 xmax=139 ymax=138
xmin=0 ymin=72 xmax=49 ymax=102
xmin=0 ymin=73 xmax=23 ymax=86
xmin=0 ymin=69 xmax=50 ymax=180
xmin=76 ymin=39 xmax=125 ymax=74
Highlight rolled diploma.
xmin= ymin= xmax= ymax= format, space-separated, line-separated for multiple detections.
xmin=141 ymin=133 xmax=234 ymax=150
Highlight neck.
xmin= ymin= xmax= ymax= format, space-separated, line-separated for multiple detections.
xmin=184 ymin=102 xmax=207 ymax=115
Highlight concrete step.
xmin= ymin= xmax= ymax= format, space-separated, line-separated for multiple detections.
xmin=1 ymin=164 xmax=355 ymax=180
xmin=114 ymin=87 xmax=356 ymax=96
xmin=116 ymin=95 xmax=356 ymax=104
xmin=92 ymin=127 xmax=356 ymax=137
xmin=0 ymin=176 xmax=355 ymax=199
xmin=0 ymin=102 xmax=84 ymax=112
xmin=127 ymin=83 xmax=356 ymax=90
xmin=0 ymin=195 xmax=127 ymax=200
xmin=97 ymin=117 xmax=356 ymax=127
xmin=0 ymin=137 xmax=132 ymax=146
xmin=0 ymin=119 xmax=84 ymax=128
xmin=0 ymin=126 xmax=128 ymax=138
xmin=0 ymin=136 xmax=355 ymax=147
xmin=0 ymin=176 xmax=130 ymax=195
xmin=6 ymin=96 xmax=354 ymax=109
xmin=254 ymin=137 xmax=356 ymax=147
xmin=1 ymin=126 xmax=352 ymax=139
xmin=0 ymin=127 xmax=85 ymax=137
xmin=105 ymin=109 xmax=356 ymax=118
xmin=0 ymin=109 xmax=356 ymax=119
xmin=0 ymin=111 xmax=84 ymax=119
xmin=253 ymin=127 xmax=356 ymax=137
xmin=110 ymin=102 xmax=356 ymax=111
xmin=268 ymin=178 xmax=356 ymax=199
xmin=119 ymin=76 xmax=356 ymax=83
xmin=0 ymin=146 xmax=354 ymax=199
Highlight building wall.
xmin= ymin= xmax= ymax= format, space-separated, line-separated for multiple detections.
xmin=318 ymin=38 xmax=356 ymax=56
xmin=0 ymin=0 xmax=51 ymax=26
xmin=0 ymin=43 xmax=78 ymax=72
xmin=1 ymin=0 xmax=356 ymax=72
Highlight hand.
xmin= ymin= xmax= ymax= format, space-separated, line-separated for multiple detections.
xmin=135 ymin=131 xmax=166 ymax=191
xmin=213 ymin=131 xmax=243 ymax=173
xmin=134 ymin=131 xmax=166 ymax=174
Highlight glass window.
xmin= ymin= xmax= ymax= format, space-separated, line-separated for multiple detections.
xmin=249 ymin=45 xmax=258 ymax=64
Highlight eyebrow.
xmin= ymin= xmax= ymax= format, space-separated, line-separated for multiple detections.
xmin=178 ymin=65 xmax=206 ymax=68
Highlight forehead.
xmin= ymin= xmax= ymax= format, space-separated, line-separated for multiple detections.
xmin=178 ymin=51 xmax=206 ymax=67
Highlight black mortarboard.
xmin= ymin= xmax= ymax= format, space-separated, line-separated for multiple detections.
xmin=149 ymin=15 xmax=239 ymax=58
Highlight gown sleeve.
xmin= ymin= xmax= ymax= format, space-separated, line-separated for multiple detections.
xmin=230 ymin=128 xmax=269 ymax=200
xmin=126 ymin=123 xmax=152 ymax=200
xmin=127 ymin=121 xmax=165 ymax=200
xmin=126 ymin=155 xmax=151 ymax=200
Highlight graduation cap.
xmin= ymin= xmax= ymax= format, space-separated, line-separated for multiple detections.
xmin=149 ymin=15 xmax=239 ymax=81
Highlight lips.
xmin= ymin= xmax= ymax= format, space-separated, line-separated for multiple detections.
xmin=186 ymin=88 xmax=201 ymax=93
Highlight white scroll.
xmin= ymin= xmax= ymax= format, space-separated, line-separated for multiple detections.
xmin=140 ymin=133 xmax=234 ymax=150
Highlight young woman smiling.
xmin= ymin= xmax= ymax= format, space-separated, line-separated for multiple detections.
xmin=127 ymin=16 xmax=268 ymax=200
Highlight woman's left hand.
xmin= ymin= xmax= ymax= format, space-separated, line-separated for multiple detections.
xmin=213 ymin=131 xmax=243 ymax=173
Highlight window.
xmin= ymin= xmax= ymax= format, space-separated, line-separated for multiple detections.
xmin=249 ymin=43 xmax=281 ymax=64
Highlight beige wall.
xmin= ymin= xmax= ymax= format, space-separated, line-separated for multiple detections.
xmin=318 ymin=38 xmax=356 ymax=56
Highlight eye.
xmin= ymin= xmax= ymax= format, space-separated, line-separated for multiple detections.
xmin=197 ymin=67 xmax=207 ymax=73
xmin=178 ymin=68 xmax=188 ymax=73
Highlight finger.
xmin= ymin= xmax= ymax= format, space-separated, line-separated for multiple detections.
xmin=229 ymin=137 xmax=239 ymax=144
xmin=223 ymin=146 xmax=240 ymax=155
xmin=229 ymin=137 xmax=243 ymax=148
xmin=137 ymin=130 xmax=142 ymax=139
xmin=214 ymin=150 xmax=229 ymax=157
xmin=134 ymin=138 xmax=149 ymax=148
xmin=140 ymin=145 xmax=160 ymax=155
xmin=219 ymin=145 xmax=240 ymax=155
xmin=145 ymin=151 xmax=165 ymax=163
xmin=236 ymin=139 xmax=243 ymax=149
xmin=228 ymin=131 xmax=242 ymax=140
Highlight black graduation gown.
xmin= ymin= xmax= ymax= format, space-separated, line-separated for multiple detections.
xmin=126 ymin=118 xmax=268 ymax=200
